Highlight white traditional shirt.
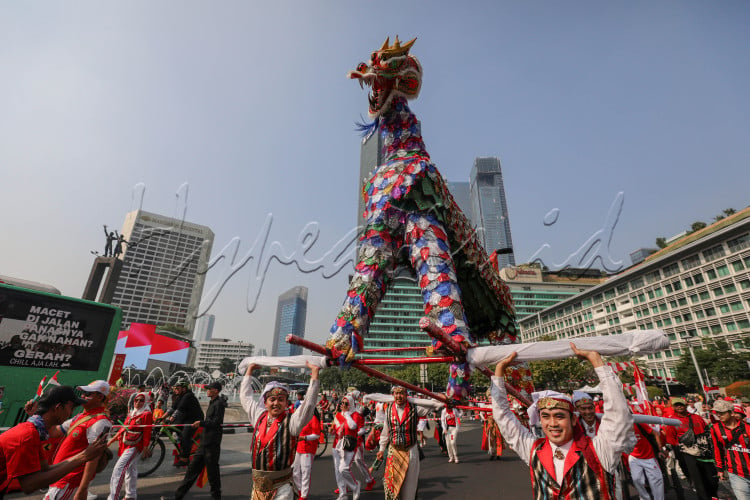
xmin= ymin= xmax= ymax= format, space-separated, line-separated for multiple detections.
xmin=240 ymin=376 xmax=319 ymax=437
xmin=491 ymin=365 xmax=635 ymax=475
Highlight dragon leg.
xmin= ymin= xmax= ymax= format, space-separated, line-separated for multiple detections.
xmin=327 ymin=222 xmax=401 ymax=365
xmin=405 ymin=212 xmax=473 ymax=401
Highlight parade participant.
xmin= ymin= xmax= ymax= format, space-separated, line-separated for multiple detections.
xmin=628 ymin=422 xmax=665 ymax=500
xmin=45 ymin=380 xmax=113 ymax=500
xmin=573 ymin=392 xmax=600 ymax=438
xmin=416 ymin=416 xmax=427 ymax=448
xmin=332 ymin=395 xmax=361 ymax=500
xmin=375 ymin=386 xmax=442 ymax=500
xmin=440 ymin=406 xmax=462 ymax=463
xmin=348 ymin=392 xmax=377 ymax=492
xmin=107 ymin=392 xmax=152 ymax=500
xmin=433 ymin=409 xmax=448 ymax=456
xmin=0 ymin=386 xmax=106 ymax=499
xmin=481 ymin=395 xmax=503 ymax=460
xmin=491 ymin=344 xmax=634 ymax=499
xmin=293 ymin=409 xmax=321 ymax=500
xmin=663 ymin=397 xmax=718 ymax=499
xmin=318 ymin=393 xmax=331 ymax=416
xmin=175 ymin=381 xmax=227 ymax=500
xmin=168 ymin=379 xmax=204 ymax=467
xmin=241 ymin=362 xmax=320 ymax=500
xmin=710 ymin=399 xmax=750 ymax=499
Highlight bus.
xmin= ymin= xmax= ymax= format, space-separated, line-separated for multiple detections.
xmin=0 ymin=282 xmax=122 ymax=428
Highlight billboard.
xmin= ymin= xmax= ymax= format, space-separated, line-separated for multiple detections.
xmin=115 ymin=323 xmax=190 ymax=369
xmin=0 ymin=286 xmax=117 ymax=371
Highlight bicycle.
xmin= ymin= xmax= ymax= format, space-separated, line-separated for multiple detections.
xmin=136 ymin=422 xmax=195 ymax=478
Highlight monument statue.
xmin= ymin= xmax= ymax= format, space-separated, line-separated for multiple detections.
xmin=113 ymin=231 xmax=128 ymax=258
xmin=103 ymin=225 xmax=117 ymax=257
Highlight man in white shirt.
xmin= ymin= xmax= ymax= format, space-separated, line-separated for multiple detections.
xmin=491 ymin=343 xmax=634 ymax=499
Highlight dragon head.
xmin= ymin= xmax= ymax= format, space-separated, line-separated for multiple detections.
xmin=348 ymin=36 xmax=422 ymax=119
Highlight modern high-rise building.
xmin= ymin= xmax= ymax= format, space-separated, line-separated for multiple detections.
xmin=193 ymin=314 xmax=215 ymax=343
xmin=357 ymin=130 xmax=384 ymax=231
xmin=446 ymin=181 xmax=472 ymax=219
xmin=470 ymin=157 xmax=516 ymax=268
xmin=110 ymin=210 xmax=214 ymax=335
xmin=272 ymin=286 xmax=308 ymax=357
xmin=519 ymin=208 xmax=750 ymax=379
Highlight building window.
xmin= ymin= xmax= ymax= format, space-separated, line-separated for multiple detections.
xmin=684 ymin=276 xmax=694 ymax=287
xmin=706 ymin=269 xmax=718 ymax=280
xmin=683 ymin=313 xmax=692 ymax=321
xmin=711 ymin=324 xmax=723 ymax=334
xmin=717 ymin=265 xmax=730 ymax=277
xmin=705 ymin=307 xmax=716 ymax=317
xmin=663 ymin=262 xmax=680 ymax=277
xmin=703 ymin=244 xmax=726 ymax=261
xmin=732 ymin=261 xmax=745 ymax=272
xmin=714 ymin=287 xmax=724 ymax=297
xmin=727 ymin=234 xmax=750 ymax=253
xmin=730 ymin=301 xmax=743 ymax=311
xmin=719 ymin=304 xmax=730 ymax=314
xmin=725 ymin=283 xmax=737 ymax=293
xmin=694 ymin=273 xmax=705 ymax=284
xmin=681 ymin=254 xmax=702 ymax=270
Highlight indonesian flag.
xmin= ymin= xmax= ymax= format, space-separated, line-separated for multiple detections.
xmin=48 ymin=371 xmax=61 ymax=386
xmin=632 ymin=363 xmax=654 ymax=415
xmin=36 ymin=376 xmax=48 ymax=397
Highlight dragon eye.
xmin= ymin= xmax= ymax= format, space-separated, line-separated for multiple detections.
xmin=357 ymin=62 xmax=367 ymax=72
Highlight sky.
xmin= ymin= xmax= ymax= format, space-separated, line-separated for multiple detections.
xmin=2 ymin=2 xmax=749 ymax=355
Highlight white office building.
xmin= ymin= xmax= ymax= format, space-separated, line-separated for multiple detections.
xmin=519 ymin=209 xmax=750 ymax=379
xmin=193 ymin=338 xmax=254 ymax=372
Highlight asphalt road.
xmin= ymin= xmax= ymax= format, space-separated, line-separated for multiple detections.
xmin=13 ymin=421 xmax=728 ymax=499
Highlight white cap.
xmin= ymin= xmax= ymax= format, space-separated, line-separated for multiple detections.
xmin=78 ymin=380 xmax=110 ymax=396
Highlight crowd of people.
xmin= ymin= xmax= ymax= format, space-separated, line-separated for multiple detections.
xmin=2 ymin=354 xmax=750 ymax=500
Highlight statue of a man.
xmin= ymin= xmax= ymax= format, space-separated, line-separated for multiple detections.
xmin=113 ymin=231 xmax=128 ymax=258
xmin=103 ymin=225 xmax=117 ymax=257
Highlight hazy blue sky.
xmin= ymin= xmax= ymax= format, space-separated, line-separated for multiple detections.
xmin=2 ymin=2 xmax=748 ymax=354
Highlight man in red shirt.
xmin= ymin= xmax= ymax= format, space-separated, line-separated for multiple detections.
xmin=44 ymin=380 xmax=112 ymax=500
xmin=710 ymin=399 xmax=750 ymax=499
xmin=0 ymin=386 xmax=105 ymax=499
xmin=663 ymin=397 xmax=718 ymax=500
xmin=629 ymin=423 xmax=665 ymax=500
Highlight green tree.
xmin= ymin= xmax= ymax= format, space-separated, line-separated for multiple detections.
xmin=690 ymin=221 xmax=707 ymax=233
xmin=655 ymin=237 xmax=667 ymax=249
xmin=723 ymin=208 xmax=737 ymax=217
xmin=674 ymin=342 xmax=750 ymax=390
xmin=219 ymin=357 xmax=235 ymax=374
xmin=158 ymin=324 xmax=191 ymax=336
xmin=529 ymin=357 xmax=595 ymax=391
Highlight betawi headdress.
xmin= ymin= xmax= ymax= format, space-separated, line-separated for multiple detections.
xmin=527 ymin=390 xmax=575 ymax=427
xmin=572 ymin=391 xmax=594 ymax=406
xmin=261 ymin=381 xmax=290 ymax=401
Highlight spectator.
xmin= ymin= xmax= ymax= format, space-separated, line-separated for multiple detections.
xmin=127 ymin=385 xmax=147 ymax=411
xmin=0 ymin=387 xmax=105 ymax=499
xmin=664 ymin=397 xmax=718 ymax=499
xmin=152 ymin=400 xmax=166 ymax=422
xmin=175 ymin=381 xmax=227 ymax=500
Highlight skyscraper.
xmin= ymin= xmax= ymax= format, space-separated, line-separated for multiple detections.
xmin=470 ymin=157 xmax=516 ymax=268
xmin=272 ymin=286 xmax=308 ymax=356
xmin=357 ymin=130 xmax=384 ymax=231
xmin=193 ymin=314 xmax=215 ymax=343
xmin=110 ymin=210 xmax=214 ymax=335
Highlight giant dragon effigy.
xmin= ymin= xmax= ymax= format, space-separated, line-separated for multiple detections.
xmin=326 ymin=37 xmax=527 ymax=401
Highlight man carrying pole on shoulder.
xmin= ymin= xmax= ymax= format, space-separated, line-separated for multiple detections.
xmin=490 ymin=343 xmax=635 ymax=499
xmin=241 ymin=362 xmax=320 ymax=500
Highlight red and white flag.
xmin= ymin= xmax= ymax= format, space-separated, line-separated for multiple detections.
xmin=36 ymin=376 xmax=48 ymax=397
xmin=48 ymin=371 xmax=61 ymax=386
xmin=632 ymin=363 xmax=654 ymax=415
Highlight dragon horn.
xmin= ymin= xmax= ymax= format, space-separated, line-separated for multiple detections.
xmin=380 ymin=37 xmax=390 ymax=51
